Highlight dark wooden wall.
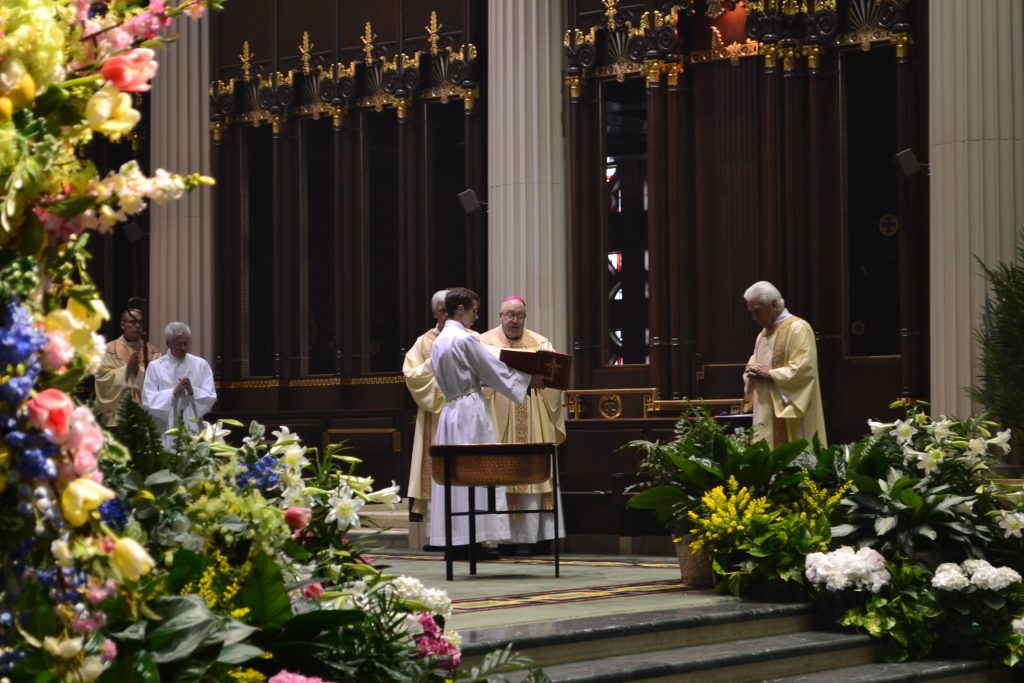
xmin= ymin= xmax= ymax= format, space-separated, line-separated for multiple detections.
xmin=208 ymin=0 xmax=487 ymax=492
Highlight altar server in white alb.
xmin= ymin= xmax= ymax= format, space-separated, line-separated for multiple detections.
xmin=428 ymin=287 xmax=547 ymax=551
xmin=142 ymin=322 xmax=217 ymax=448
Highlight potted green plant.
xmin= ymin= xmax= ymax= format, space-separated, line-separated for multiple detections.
xmin=971 ymin=238 xmax=1024 ymax=474
xmin=624 ymin=403 xmax=835 ymax=587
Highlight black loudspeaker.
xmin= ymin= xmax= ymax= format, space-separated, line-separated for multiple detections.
xmin=894 ymin=148 xmax=923 ymax=177
xmin=123 ymin=221 xmax=146 ymax=244
xmin=458 ymin=189 xmax=488 ymax=215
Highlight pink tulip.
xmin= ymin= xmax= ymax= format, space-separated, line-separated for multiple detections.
xmin=300 ymin=582 xmax=324 ymax=600
xmin=101 ymin=48 xmax=159 ymax=92
xmin=284 ymin=506 xmax=313 ymax=529
xmin=28 ymin=389 xmax=75 ymax=442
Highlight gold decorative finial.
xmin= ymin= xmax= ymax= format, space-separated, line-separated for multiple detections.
xmin=603 ymin=0 xmax=618 ymax=31
xmin=362 ymin=22 xmax=377 ymax=65
xmin=240 ymin=41 xmax=252 ymax=82
xmin=426 ymin=11 xmax=443 ymax=57
xmin=300 ymin=32 xmax=313 ymax=76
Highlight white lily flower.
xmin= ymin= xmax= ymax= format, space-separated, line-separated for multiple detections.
xmin=917 ymin=448 xmax=943 ymax=474
xmin=326 ymin=486 xmax=364 ymax=529
xmin=278 ymin=443 xmax=310 ymax=470
xmin=998 ymin=511 xmax=1024 ymax=538
xmin=930 ymin=418 xmax=953 ymax=442
xmin=367 ymin=483 xmax=402 ymax=507
xmin=200 ymin=421 xmax=231 ymax=444
xmin=338 ymin=474 xmax=375 ymax=494
xmin=894 ymin=419 xmax=917 ymax=445
xmin=868 ymin=420 xmax=894 ymax=436
xmin=966 ymin=437 xmax=987 ymax=457
xmin=989 ymin=429 xmax=1012 ymax=454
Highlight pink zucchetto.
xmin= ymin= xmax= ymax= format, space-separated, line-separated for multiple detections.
xmin=502 ymin=296 xmax=525 ymax=306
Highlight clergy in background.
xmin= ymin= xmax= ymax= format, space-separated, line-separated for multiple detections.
xmin=95 ymin=308 xmax=161 ymax=426
xmin=742 ymin=281 xmax=826 ymax=449
xmin=142 ymin=321 xmax=217 ymax=449
xmin=402 ymin=289 xmax=448 ymax=522
xmin=428 ymin=287 xmax=546 ymax=553
xmin=480 ymin=296 xmax=566 ymax=551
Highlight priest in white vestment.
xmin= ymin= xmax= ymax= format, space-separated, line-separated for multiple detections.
xmin=480 ymin=296 xmax=566 ymax=548
xmin=142 ymin=322 xmax=217 ymax=449
xmin=95 ymin=308 xmax=161 ymax=426
xmin=403 ymin=290 xmax=448 ymax=520
xmin=428 ymin=287 xmax=545 ymax=549
xmin=742 ymin=281 xmax=827 ymax=449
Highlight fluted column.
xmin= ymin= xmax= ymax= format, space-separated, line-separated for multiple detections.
xmin=487 ymin=0 xmax=568 ymax=353
xmin=929 ymin=1 xmax=1024 ymax=416
xmin=149 ymin=18 xmax=215 ymax=361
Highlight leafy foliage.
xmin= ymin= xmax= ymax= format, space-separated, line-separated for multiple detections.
xmin=971 ymin=238 xmax=1024 ymax=463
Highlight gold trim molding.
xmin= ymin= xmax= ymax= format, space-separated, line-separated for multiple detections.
xmin=220 ymin=375 xmax=406 ymax=390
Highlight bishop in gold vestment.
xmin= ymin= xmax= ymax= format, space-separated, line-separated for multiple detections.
xmin=95 ymin=308 xmax=161 ymax=426
xmin=480 ymin=296 xmax=566 ymax=545
xmin=743 ymin=281 xmax=827 ymax=450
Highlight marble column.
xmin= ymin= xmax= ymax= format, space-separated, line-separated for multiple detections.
xmin=928 ymin=0 xmax=1024 ymax=416
xmin=486 ymin=0 xmax=569 ymax=353
xmin=149 ymin=17 xmax=215 ymax=361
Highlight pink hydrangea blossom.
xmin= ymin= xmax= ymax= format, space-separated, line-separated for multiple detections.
xmin=100 ymin=639 xmax=117 ymax=663
xmin=268 ymin=672 xmax=336 ymax=683
xmin=41 ymin=329 xmax=75 ymax=372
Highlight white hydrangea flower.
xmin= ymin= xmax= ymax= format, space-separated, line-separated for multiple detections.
xmin=421 ymin=587 xmax=452 ymax=617
xmin=1012 ymin=616 xmax=1024 ymax=636
xmin=932 ymin=563 xmax=969 ymax=591
xmin=805 ymin=546 xmax=890 ymax=593
xmin=389 ymin=575 xmax=426 ymax=602
xmin=961 ymin=559 xmax=991 ymax=577
xmin=971 ymin=565 xmax=1022 ymax=591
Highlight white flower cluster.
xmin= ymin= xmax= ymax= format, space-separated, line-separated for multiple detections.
xmin=805 ymin=546 xmax=891 ymax=593
xmin=1012 ymin=616 xmax=1024 ymax=636
xmin=867 ymin=415 xmax=1012 ymax=476
xmin=932 ymin=560 xmax=1023 ymax=592
xmin=387 ymin=575 xmax=452 ymax=617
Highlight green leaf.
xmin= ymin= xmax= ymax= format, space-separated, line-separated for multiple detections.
xmin=217 ymin=642 xmax=265 ymax=665
xmin=238 ymin=551 xmax=293 ymax=629
xmin=16 ymin=211 xmax=45 ymax=256
xmin=145 ymin=595 xmax=218 ymax=662
xmin=898 ymin=487 xmax=924 ymax=509
xmin=874 ymin=515 xmax=898 ymax=536
xmin=143 ymin=469 xmax=183 ymax=494
xmin=280 ymin=608 xmax=364 ymax=642
xmin=98 ymin=649 xmax=159 ymax=683
xmin=43 ymin=195 xmax=95 ymax=218
xmin=626 ymin=486 xmax=688 ymax=511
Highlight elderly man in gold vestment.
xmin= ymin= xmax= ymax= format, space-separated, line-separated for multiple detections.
xmin=480 ymin=295 xmax=566 ymax=551
xmin=95 ymin=308 xmax=161 ymax=426
xmin=402 ymin=290 xmax=449 ymax=522
xmin=743 ymin=281 xmax=827 ymax=449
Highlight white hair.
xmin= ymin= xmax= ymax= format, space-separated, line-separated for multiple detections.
xmin=164 ymin=321 xmax=192 ymax=343
xmin=743 ymin=281 xmax=784 ymax=308
xmin=431 ymin=289 xmax=449 ymax=309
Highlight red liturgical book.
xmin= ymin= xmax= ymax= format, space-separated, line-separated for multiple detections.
xmin=499 ymin=349 xmax=572 ymax=390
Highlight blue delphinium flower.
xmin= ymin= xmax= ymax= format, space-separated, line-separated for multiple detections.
xmin=98 ymin=498 xmax=130 ymax=531
xmin=0 ymin=300 xmax=46 ymax=367
xmin=234 ymin=454 xmax=281 ymax=491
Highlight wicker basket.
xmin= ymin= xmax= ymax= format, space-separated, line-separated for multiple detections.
xmin=674 ymin=536 xmax=713 ymax=587
xmin=431 ymin=453 xmax=550 ymax=487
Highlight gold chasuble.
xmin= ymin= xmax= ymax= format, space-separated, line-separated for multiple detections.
xmin=403 ymin=328 xmax=444 ymax=514
xmin=95 ymin=336 xmax=161 ymax=426
xmin=479 ymin=327 xmax=567 ymax=496
xmin=743 ymin=315 xmax=827 ymax=450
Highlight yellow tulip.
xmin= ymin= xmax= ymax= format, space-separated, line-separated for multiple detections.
xmin=85 ymin=82 xmax=140 ymax=141
xmin=68 ymin=298 xmax=109 ymax=332
xmin=111 ymin=537 xmax=156 ymax=581
xmin=61 ymin=478 xmax=115 ymax=527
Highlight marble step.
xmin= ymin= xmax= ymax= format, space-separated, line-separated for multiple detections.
xmin=763 ymin=659 xmax=1011 ymax=682
xmin=460 ymin=601 xmax=818 ymax=670
xmin=506 ymin=630 xmax=878 ymax=682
